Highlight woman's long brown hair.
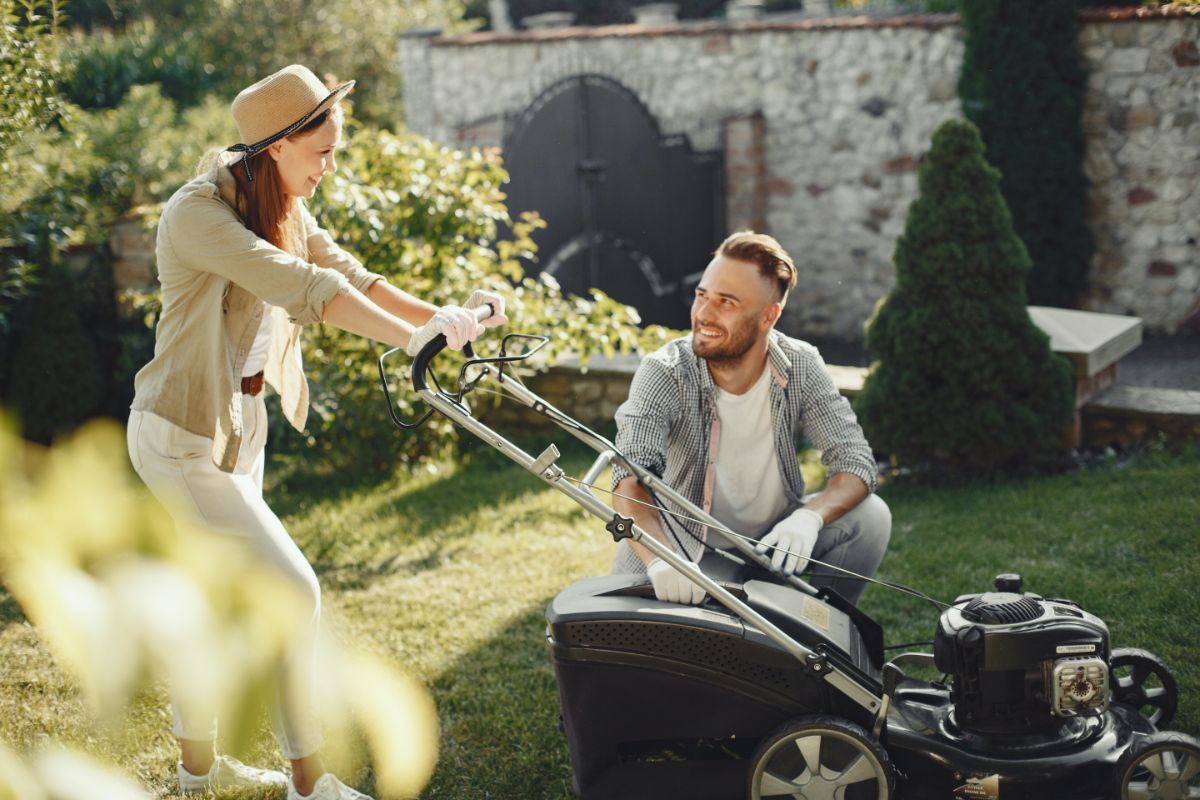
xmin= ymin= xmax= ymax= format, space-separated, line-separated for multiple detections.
xmin=231 ymin=107 xmax=335 ymax=256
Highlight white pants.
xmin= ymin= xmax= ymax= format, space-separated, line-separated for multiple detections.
xmin=126 ymin=395 xmax=322 ymax=759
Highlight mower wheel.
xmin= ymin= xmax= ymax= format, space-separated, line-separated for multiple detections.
xmin=1111 ymin=647 xmax=1179 ymax=729
xmin=1114 ymin=730 xmax=1200 ymax=800
xmin=748 ymin=714 xmax=894 ymax=800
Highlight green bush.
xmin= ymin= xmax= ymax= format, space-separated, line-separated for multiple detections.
xmin=60 ymin=21 xmax=221 ymax=110
xmin=958 ymin=0 xmax=1093 ymax=307
xmin=298 ymin=126 xmax=659 ymax=471
xmin=0 ymin=84 xmax=234 ymax=435
xmin=4 ymin=260 xmax=104 ymax=443
xmin=3 ymin=85 xmax=235 ymax=254
xmin=855 ymin=119 xmax=1074 ymax=478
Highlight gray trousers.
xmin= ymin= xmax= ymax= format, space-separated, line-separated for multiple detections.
xmin=612 ymin=493 xmax=892 ymax=607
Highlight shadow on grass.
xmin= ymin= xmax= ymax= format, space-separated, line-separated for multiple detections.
xmin=281 ymin=435 xmax=607 ymax=591
xmin=416 ymin=601 xmax=576 ymax=800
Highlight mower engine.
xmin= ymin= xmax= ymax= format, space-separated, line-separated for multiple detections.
xmin=933 ymin=575 xmax=1111 ymax=735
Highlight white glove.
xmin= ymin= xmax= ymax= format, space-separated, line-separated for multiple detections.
xmin=647 ymin=558 xmax=706 ymax=605
xmin=463 ymin=289 xmax=509 ymax=329
xmin=405 ymin=305 xmax=483 ymax=356
xmin=754 ymin=507 xmax=824 ymax=576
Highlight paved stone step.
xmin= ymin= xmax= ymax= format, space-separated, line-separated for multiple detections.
xmin=1081 ymin=385 xmax=1200 ymax=449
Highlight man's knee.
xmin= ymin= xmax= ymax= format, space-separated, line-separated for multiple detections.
xmin=854 ymin=493 xmax=891 ymax=543
xmin=835 ymin=493 xmax=891 ymax=559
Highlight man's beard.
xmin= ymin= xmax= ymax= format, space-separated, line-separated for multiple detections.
xmin=691 ymin=317 xmax=758 ymax=363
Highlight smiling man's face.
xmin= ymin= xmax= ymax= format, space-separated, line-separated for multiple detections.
xmin=690 ymin=255 xmax=780 ymax=363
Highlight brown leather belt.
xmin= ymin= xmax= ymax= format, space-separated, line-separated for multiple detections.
xmin=241 ymin=370 xmax=265 ymax=396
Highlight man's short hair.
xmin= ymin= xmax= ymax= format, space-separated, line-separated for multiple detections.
xmin=715 ymin=231 xmax=797 ymax=303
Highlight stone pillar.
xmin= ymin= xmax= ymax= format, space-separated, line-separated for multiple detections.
xmin=724 ymin=112 xmax=766 ymax=234
xmin=803 ymin=0 xmax=833 ymax=18
xmin=488 ymin=0 xmax=513 ymax=32
xmin=108 ymin=217 xmax=157 ymax=292
xmin=632 ymin=4 xmax=680 ymax=25
xmin=398 ymin=29 xmax=440 ymax=137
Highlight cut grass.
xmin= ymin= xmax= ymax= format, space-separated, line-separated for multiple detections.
xmin=1 ymin=442 xmax=1196 ymax=798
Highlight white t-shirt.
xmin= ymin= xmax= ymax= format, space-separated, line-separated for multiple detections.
xmin=242 ymin=308 xmax=272 ymax=377
xmin=707 ymin=367 xmax=790 ymax=549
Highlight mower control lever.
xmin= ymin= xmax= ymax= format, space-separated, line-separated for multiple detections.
xmin=872 ymin=663 xmax=906 ymax=738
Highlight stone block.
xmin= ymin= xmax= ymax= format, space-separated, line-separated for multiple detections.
xmin=1127 ymin=185 xmax=1157 ymax=205
xmin=765 ymin=177 xmax=795 ymax=196
xmin=1126 ymin=107 xmax=1158 ymax=129
xmin=1109 ymin=22 xmax=1139 ymax=48
xmin=112 ymin=258 xmax=157 ymax=292
xmin=927 ymin=76 xmax=956 ymax=103
xmin=1148 ymin=260 xmax=1178 ymax=277
xmin=1146 ymin=203 xmax=1179 ymax=224
xmin=1109 ymin=47 xmax=1151 ymax=74
xmin=882 ymin=155 xmax=918 ymax=174
xmin=1172 ymin=39 xmax=1200 ymax=67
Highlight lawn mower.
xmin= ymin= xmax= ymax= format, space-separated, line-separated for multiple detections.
xmin=379 ymin=314 xmax=1198 ymax=800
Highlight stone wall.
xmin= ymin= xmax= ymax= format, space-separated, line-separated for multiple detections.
xmin=1079 ymin=11 xmax=1200 ymax=331
xmin=400 ymin=7 xmax=1200 ymax=338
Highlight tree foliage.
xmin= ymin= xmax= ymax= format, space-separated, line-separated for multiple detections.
xmin=60 ymin=0 xmax=471 ymax=127
xmin=0 ymin=0 xmax=63 ymax=170
xmin=958 ymin=0 xmax=1093 ymax=307
xmin=856 ymin=119 xmax=1074 ymax=478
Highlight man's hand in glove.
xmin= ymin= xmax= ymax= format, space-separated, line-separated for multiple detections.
xmin=754 ymin=507 xmax=824 ymax=576
xmin=647 ymin=558 xmax=706 ymax=605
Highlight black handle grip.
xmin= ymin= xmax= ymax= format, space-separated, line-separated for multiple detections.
xmin=412 ymin=302 xmax=496 ymax=391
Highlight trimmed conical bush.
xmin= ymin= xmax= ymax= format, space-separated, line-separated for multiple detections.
xmin=855 ymin=118 xmax=1074 ymax=478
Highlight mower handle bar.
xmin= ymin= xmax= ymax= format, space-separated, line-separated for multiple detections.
xmin=379 ymin=315 xmax=886 ymax=716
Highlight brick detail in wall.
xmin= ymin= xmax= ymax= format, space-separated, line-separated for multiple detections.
xmin=723 ymin=113 xmax=765 ymax=233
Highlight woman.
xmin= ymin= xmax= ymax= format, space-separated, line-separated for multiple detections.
xmin=126 ymin=64 xmax=504 ymax=800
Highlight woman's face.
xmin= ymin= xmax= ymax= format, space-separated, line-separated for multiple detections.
xmin=269 ymin=113 xmax=342 ymax=199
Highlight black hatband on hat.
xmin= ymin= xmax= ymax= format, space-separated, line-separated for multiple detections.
xmin=224 ymin=82 xmax=352 ymax=182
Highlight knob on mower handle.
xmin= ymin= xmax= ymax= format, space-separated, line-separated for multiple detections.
xmin=411 ymin=303 xmax=496 ymax=391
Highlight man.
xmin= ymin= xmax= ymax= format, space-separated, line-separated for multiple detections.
xmin=610 ymin=231 xmax=890 ymax=606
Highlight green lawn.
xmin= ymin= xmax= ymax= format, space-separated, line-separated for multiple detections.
xmin=1 ymin=441 xmax=1197 ymax=798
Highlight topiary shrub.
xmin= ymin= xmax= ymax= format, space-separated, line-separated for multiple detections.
xmin=958 ymin=0 xmax=1093 ymax=307
xmin=855 ymin=118 xmax=1074 ymax=478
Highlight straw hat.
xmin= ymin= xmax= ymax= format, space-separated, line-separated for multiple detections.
xmin=227 ymin=64 xmax=354 ymax=180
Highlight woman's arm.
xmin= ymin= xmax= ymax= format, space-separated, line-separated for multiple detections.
xmin=322 ymin=287 xmax=417 ymax=350
xmin=365 ymin=278 xmax=438 ymax=327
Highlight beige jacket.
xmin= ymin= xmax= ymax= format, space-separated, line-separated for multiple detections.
xmin=131 ymin=156 xmax=382 ymax=472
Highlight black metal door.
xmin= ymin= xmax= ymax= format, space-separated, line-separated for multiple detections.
xmin=503 ymin=75 xmax=724 ymax=329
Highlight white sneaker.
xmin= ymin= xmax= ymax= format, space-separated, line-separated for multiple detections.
xmin=178 ymin=754 xmax=288 ymax=795
xmin=287 ymin=773 xmax=374 ymax=800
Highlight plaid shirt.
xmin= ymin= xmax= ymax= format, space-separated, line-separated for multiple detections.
xmin=610 ymin=332 xmax=877 ymax=573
